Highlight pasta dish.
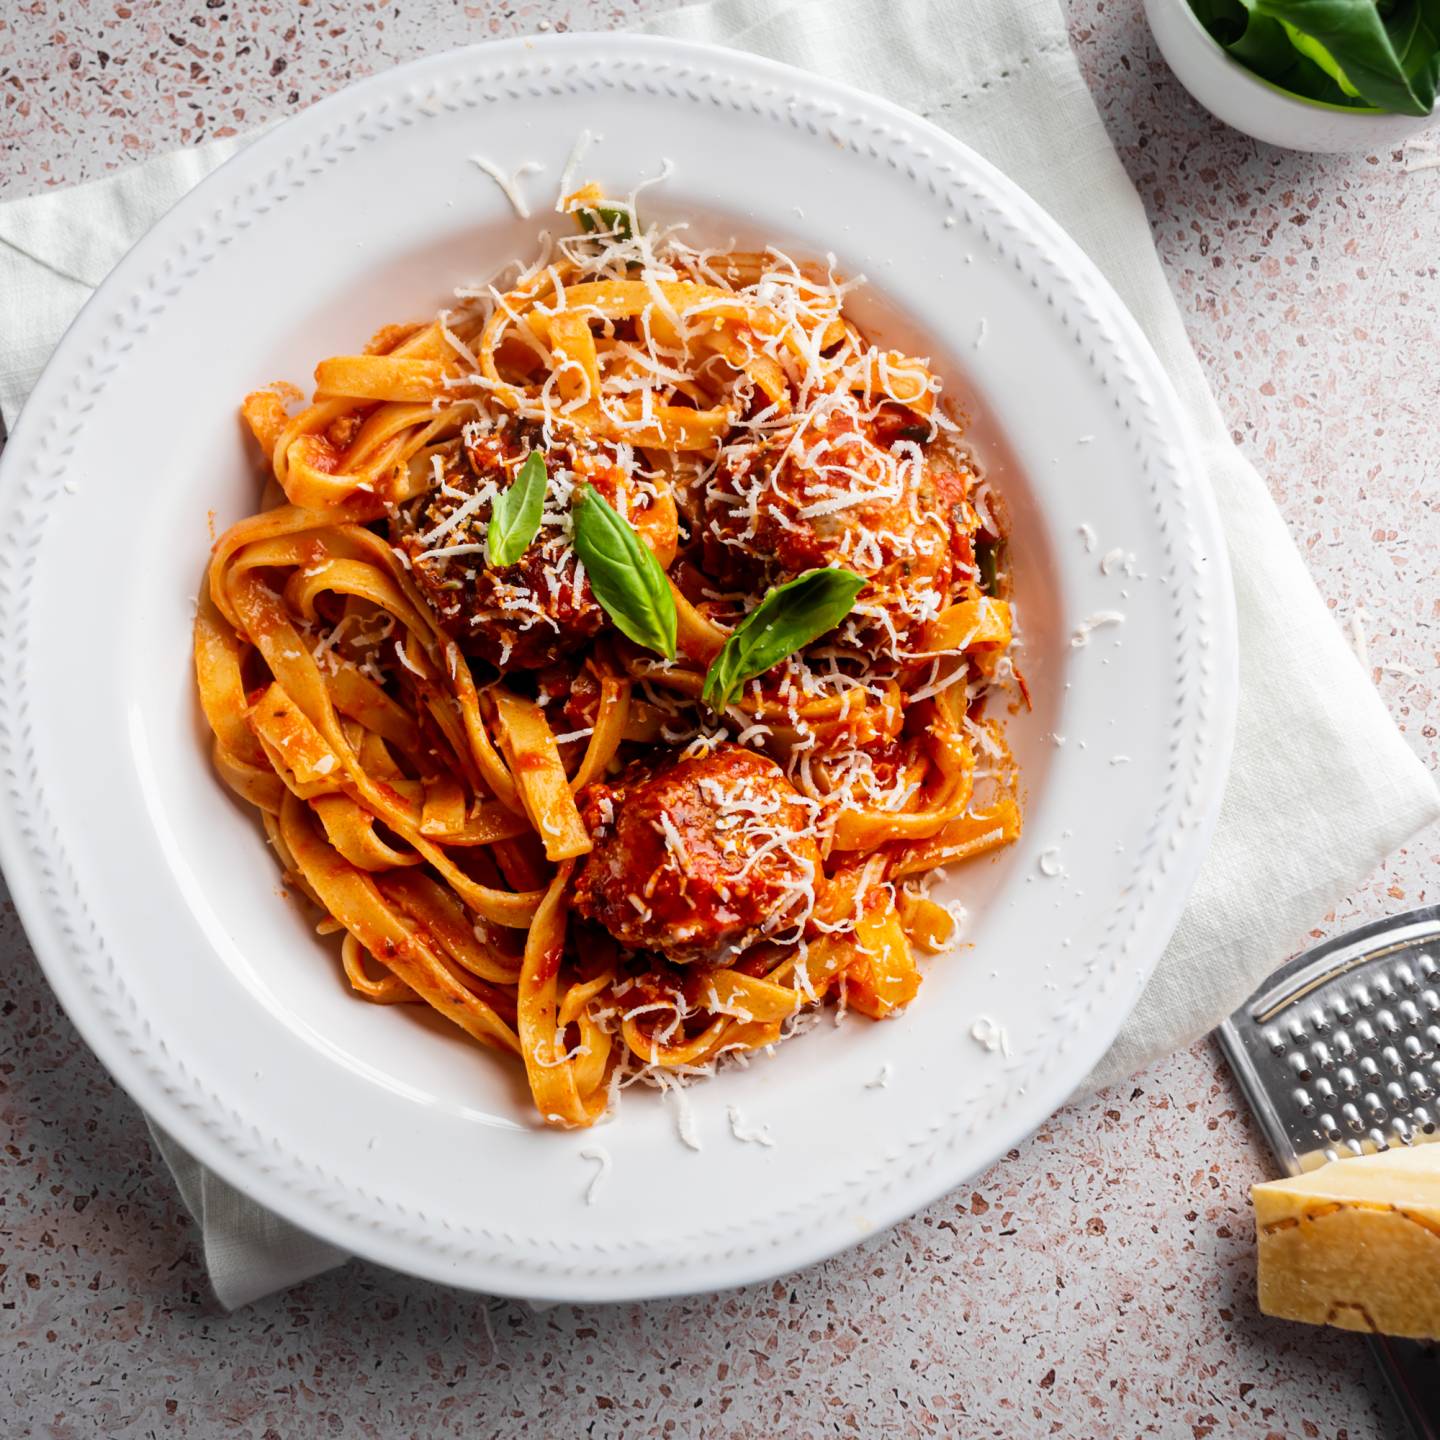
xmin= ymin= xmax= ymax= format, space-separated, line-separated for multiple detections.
xmin=194 ymin=182 xmax=1023 ymax=1129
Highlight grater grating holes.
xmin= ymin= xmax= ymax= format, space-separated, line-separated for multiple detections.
xmin=1222 ymin=918 xmax=1440 ymax=1167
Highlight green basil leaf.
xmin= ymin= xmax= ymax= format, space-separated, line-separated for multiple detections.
xmin=1244 ymin=0 xmax=1438 ymax=114
xmin=570 ymin=485 xmax=676 ymax=660
xmin=486 ymin=451 xmax=548 ymax=568
xmin=1226 ymin=10 xmax=1345 ymax=93
xmin=577 ymin=203 xmax=635 ymax=241
xmin=975 ymin=537 xmax=1002 ymax=598
xmin=1189 ymin=0 xmax=1439 ymax=109
xmin=1190 ymin=0 xmax=1251 ymax=40
xmin=701 ymin=568 xmax=866 ymax=714
xmin=1280 ymin=17 xmax=1365 ymax=91
xmin=1393 ymin=0 xmax=1440 ymax=100
xmin=1190 ymin=4 xmax=1343 ymax=101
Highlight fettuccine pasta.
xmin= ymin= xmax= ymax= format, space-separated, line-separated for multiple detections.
xmin=196 ymin=181 xmax=1024 ymax=1129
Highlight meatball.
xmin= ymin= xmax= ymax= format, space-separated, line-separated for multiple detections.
xmin=693 ymin=400 xmax=975 ymax=653
xmin=573 ymin=745 xmax=822 ymax=966
xmin=392 ymin=420 xmax=671 ymax=669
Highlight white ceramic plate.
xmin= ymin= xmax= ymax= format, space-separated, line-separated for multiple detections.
xmin=0 ymin=34 xmax=1235 ymax=1301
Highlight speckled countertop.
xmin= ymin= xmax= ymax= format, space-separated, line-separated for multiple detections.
xmin=1 ymin=2 xmax=1437 ymax=1436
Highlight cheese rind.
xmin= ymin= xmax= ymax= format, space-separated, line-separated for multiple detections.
xmin=1254 ymin=1145 xmax=1440 ymax=1339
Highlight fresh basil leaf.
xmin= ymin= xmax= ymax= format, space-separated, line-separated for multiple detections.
xmin=1189 ymin=0 xmax=1439 ymax=110
xmin=1193 ymin=5 xmax=1367 ymax=103
xmin=1227 ymin=10 xmax=1310 ymax=69
xmin=1279 ymin=17 xmax=1365 ymax=91
xmin=701 ymin=568 xmax=866 ymax=714
xmin=570 ymin=485 xmax=676 ymax=660
xmin=1190 ymin=0 xmax=1251 ymax=40
xmin=1225 ymin=10 xmax=1340 ymax=90
xmin=577 ymin=203 xmax=635 ymax=241
xmin=1244 ymin=0 xmax=1438 ymax=114
xmin=487 ymin=451 xmax=547 ymax=568
xmin=1393 ymin=0 xmax=1440 ymax=100
xmin=975 ymin=537 xmax=1001 ymax=598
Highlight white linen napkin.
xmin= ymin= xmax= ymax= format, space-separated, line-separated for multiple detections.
xmin=2 ymin=0 xmax=1435 ymax=1309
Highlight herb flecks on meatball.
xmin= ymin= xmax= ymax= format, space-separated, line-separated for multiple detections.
xmin=573 ymin=745 xmax=822 ymax=966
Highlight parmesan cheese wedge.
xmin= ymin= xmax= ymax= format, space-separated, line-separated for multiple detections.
xmin=1254 ymin=1144 xmax=1440 ymax=1338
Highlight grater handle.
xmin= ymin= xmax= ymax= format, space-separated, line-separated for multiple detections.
xmin=1373 ymin=1336 xmax=1440 ymax=1440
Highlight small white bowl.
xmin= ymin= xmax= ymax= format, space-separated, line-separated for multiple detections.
xmin=1145 ymin=0 xmax=1435 ymax=153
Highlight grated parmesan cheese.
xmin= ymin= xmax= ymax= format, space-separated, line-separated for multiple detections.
xmin=579 ymin=1144 xmax=611 ymax=1205
xmin=555 ymin=128 xmax=595 ymax=208
xmin=655 ymin=1070 xmax=703 ymax=1152
xmin=970 ymin=1016 xmax=1010 ymax=1057
xmin=1070 ymin=611 xmax=1125 ymax=648
xmin=469 ymin=155 xmax=545 ymax=219
xmin=726 ymin=1105 xmax=776 ymax=1148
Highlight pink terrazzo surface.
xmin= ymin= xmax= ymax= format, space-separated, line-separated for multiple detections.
xmin=1 ymin=1 xmax=1437 ymax=1435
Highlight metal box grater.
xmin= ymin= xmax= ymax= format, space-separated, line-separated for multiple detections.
xmin=1217 ymin=905 xmax=1440 ymax=1439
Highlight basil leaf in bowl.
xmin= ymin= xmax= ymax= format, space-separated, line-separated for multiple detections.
xmin=1188 ymin=0 xmax=1440 ymax=115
